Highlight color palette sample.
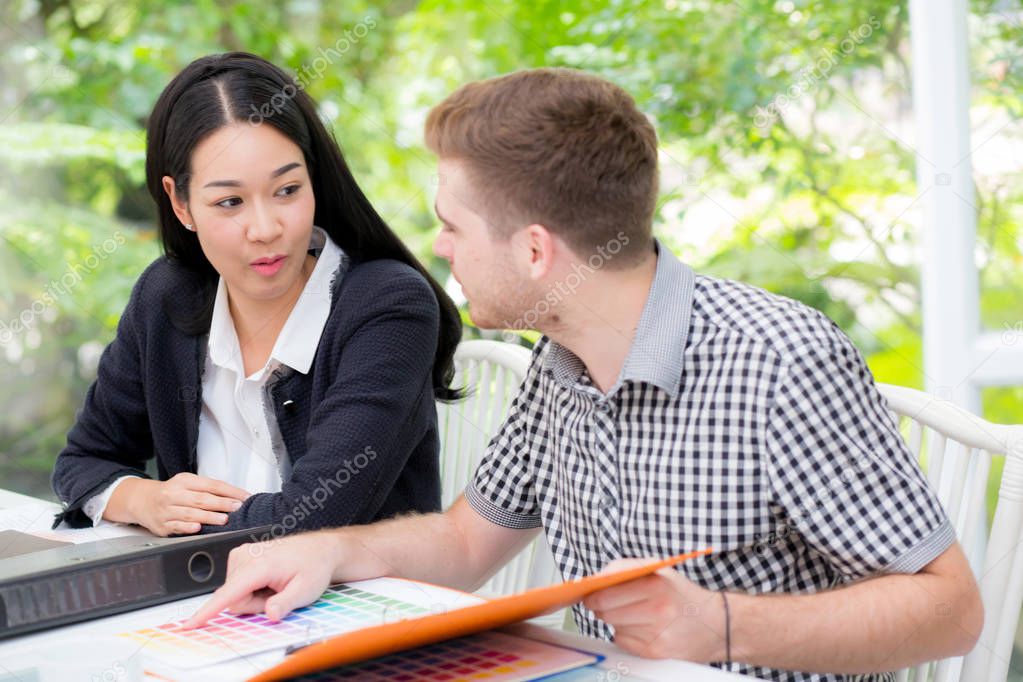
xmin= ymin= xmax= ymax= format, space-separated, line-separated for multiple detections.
xmin=293 ymin=630 xmax=601 ymax=682
xmin=120 ymin=582 xmax=438 ymax=669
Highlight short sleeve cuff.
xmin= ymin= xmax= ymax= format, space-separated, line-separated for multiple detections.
xmin=465 ymin=483 xmax=542 ymax=530
xmin=884 ymin=519 xmax=957 ymax=574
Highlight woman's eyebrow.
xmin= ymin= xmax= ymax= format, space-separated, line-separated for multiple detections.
xmin=270 ymin=161 xmax=302 ymax=178
xmin=202 ymin=162 xmax=303 ymax=189
xmin=203 ymin=178 xmax=241 ymax=189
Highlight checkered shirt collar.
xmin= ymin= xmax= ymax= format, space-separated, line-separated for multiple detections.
xmin=541 ymin=240 xmax=696 ymax=398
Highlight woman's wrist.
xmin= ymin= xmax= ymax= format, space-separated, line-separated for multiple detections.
xmin=105 ymin=477 xmax=148 ymax=524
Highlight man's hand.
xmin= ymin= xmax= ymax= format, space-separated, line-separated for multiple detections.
xmin=184 ymin=495 xmax=540 ymax=630
xmin=583 ymin=559 xmax=727 ymax=663
xmin=185 ymin=531 xmax=341 ymax=628
xmin=589 ymin=544 xmax=982 ymax=673
xmin=108 ymin=473 xmax=250 ymax=536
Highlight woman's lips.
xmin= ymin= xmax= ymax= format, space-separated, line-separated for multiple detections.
xmin=251 ymin=255 xmax=287 ymax=277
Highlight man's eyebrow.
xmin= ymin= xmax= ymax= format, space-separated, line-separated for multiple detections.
xmin=434 ymin=201 xmax=454 ymax=225
xmin=203 ymin=162 xmax=302 ymax=189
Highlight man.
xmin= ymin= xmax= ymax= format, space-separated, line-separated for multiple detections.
xmin=188 ymin=68 xmax=982 ymax=681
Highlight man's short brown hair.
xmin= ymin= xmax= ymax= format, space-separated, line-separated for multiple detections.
xmin=425 ymin=68 xmax=658 ymax=266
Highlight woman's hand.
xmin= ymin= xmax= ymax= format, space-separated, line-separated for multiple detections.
xmin=106 ymin=473 xmax=250 ymax=536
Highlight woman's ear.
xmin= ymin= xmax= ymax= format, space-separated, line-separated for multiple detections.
xmin=162 ymin=175 xmax=194 ymax=228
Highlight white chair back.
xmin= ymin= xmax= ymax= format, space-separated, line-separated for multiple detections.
xmin=878 ymin=383 xmax=1023 ymax=682
xmin=436 ymin=340 xmax=564 ymax=624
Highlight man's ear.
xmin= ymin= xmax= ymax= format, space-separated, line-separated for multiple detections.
xmin=517 ymin=223 xmax=559 ymax=282
xmin=161 ymin=175 xmax=194 ymax=228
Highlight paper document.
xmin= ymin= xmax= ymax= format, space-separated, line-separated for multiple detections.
xmin=0 ymin=502 xmax=151 ymax=545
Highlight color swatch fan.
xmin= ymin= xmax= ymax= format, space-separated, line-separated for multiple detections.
xmin=120 ymin=579 xmax=481 ymax=669
xmin=293 ymin=631 xmax=601 ymax=681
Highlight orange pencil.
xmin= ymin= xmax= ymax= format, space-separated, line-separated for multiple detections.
xmin=247 ymin=548 xmax=712 ymax=682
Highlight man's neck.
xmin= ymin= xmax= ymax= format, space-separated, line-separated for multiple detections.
xmin=540 ymin=252 xmax=658 ymax=394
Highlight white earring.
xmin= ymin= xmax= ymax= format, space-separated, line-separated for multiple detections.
xmin=184 ymin=223 xmax=195 ymax=232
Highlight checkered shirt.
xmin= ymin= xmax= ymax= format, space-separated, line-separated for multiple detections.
xmin=465 ymin=243 xmax=954 ymax=682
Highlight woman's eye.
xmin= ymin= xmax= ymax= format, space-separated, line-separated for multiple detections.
xmin=277 ymin=184 xmax=301 ymax=197
xmin=216 ymin=197 xmax=242 ymax=209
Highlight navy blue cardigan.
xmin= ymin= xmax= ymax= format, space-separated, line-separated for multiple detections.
xmin=51 ymin=255 xmax=442 ymax=532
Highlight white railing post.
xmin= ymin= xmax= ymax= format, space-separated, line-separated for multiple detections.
xmin=908 ymin=0 xmax=979 ymax=412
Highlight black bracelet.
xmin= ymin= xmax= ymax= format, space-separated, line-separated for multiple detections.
xmin=721 ymin=591 xmax=731 ymax=665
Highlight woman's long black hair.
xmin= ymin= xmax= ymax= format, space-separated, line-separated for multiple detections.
xmin=145 ymin=52 xmax=461 ymax=400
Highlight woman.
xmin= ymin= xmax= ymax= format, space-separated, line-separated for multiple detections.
xmin=51 ymin=53 xmax=462 ymax=536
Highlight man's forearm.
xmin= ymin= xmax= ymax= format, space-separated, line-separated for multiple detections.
xmin=323 ymin=499 xmax=535 ymax=592
xmin=323 ymin=512 xmax=473 ymax=589
xmin=729 ymin=564 xmax=982 ymax=673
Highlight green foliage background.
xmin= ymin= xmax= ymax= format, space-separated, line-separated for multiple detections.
xmin=0 ymin=0 xmax=1020 ymax=504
